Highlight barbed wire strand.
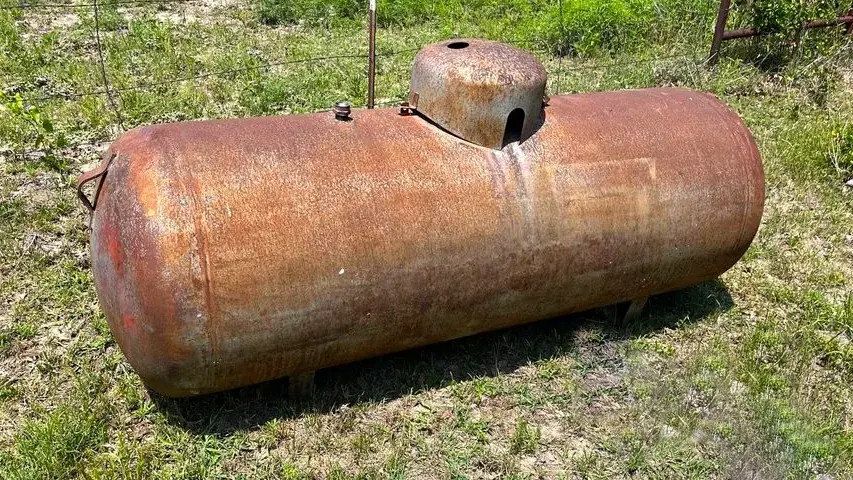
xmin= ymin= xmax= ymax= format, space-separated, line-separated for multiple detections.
xmin=560 ymin=51 xmax=700 ymax=75
xmin=22 ymin=45 xmax=467 ymax=104
xmin=29 ymin=49 xmax=676 ymax=105
xmin=93 ymin=0 xmax=126 ymax=131
xmin=7 ymin=5 xmax=851 ymax=157
xmin=0 ymin=0 xmax=215 ymax=10
xmin=7 ymin=103 xmax=348 ymax=159
xmin=9 ymin=42 xmax=845 ymax=159
xmin=9 ymin=49 xmax=708 ymax=158
xmin=30 ymin=53 xmax=370 ymax=102
xmin=24 ymin=50 xmax=700 ymax=106
xmin=376 ymin=47 xmax=420 ymax=56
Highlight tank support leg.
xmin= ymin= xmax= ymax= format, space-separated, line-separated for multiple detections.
xmin=622 ymin=297 xmax=648 ymax=324
xmin=288 ymin=371 xmax=315 ymax=399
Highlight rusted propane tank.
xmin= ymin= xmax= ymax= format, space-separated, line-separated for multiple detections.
xmin=78 ymin=39 xmax=764 ymax=397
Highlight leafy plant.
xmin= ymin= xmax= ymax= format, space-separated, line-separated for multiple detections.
xmin=0 ymin=90 xmax=68 ymax=172
xmin=745 ymin=0 xmax=847 ymax=35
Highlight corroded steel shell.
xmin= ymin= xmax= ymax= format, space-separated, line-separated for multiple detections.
xmin=86 ymin=88 xmax=763 ymax=397
xmin=409 ymin=39 xmax=547 ymax=149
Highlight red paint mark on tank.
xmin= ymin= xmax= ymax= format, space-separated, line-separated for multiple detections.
xmin=80 ymin=86 xmax=764 ymax=397
xmin=102 ymin=222 xmax=126 ymax=278
xmin=123 ymin=313 xmax=136 ymax=331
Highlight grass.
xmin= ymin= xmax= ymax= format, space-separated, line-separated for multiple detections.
xmin=1 ymin=0 xmax=853 ymax=478
xmin=1 ymin=379 xmax=109 ymax=479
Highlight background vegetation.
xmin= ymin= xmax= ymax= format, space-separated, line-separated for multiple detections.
xmin=1 ymin=0 xmax=852 ymax=478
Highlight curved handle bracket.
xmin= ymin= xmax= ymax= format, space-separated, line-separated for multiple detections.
xmin=76 ymin=152 xmax=116 ymax=214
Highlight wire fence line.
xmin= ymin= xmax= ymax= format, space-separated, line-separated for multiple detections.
xmin=27 ymin=49 xmax=699 ymax=104
xmin=32 ymin=54 xmax=371 ymax=102
xmin=6 ymin=44 xmax=710 ymax=159
xmin=92 ymin=0 xmax=126 ymax=130
xmin=0 ymin=0 xmax=719 ymax=20
xmin=8 ymin=49 xmax=708 ymax=160
xmin=0 ymin=0 xmax=220 ymax=10
xmin=6 ymin=0 xmax=714 ymax=112
xmin=3 ymin=0 xmax=848 ymax=160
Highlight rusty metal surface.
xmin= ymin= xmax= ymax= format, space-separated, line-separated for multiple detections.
xmin=76 ymin=152 xmax=115 ymax=213
xmin=409 ymin=39 xmax=547 ymax=149
xmin=88 ymin=88 xmax=764 ymax=397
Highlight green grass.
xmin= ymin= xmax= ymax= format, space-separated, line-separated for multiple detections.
xmin=1 ymin=0 xmax=853 ymax=478
xmin=253 ymin=0 xmax=716 ymax=56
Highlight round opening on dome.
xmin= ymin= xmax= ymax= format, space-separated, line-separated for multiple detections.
xmin=447 ymin=41 xmax=469 ymax=49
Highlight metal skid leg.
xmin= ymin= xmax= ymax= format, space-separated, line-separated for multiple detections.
xmin=288 ymin=371 xmax=315 ymax=399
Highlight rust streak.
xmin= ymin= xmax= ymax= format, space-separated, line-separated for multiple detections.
xmin=82 ymin=86 xmax=764 ymax=397
xmin=186 ymin=171 xmax=219 ymax=388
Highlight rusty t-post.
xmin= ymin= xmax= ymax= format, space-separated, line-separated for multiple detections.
xmin=367 ymin=0 xmax=376 ymax=108
xmin=709 ymin=0 xmax=731 ymax=65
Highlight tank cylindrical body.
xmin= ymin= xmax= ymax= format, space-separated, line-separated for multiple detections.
xmin=88 ymin=88 xmax=763 ymax=397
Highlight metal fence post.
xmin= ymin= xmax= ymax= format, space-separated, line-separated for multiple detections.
xmin=709 ymin=0 xmax=731 ymax=65
xmin=367 ymin=0 xmax=376 ymax=108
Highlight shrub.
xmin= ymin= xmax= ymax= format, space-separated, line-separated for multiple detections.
xmin=253 ymin=0 xmax=714 ymax=56
xmin=746 ymin=0 xmax=848 ymax=36
xmin=0 ymin=90 xmax=69 ymax=172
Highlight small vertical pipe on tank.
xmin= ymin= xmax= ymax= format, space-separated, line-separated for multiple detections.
xmin=367 ymin=0 xmax=377 ymax=109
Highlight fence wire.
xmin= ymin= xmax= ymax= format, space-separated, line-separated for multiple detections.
xmin=92 ymin=0 xmax=126 ymax=130
xmin=2 ymin=0 xmax=850 ymax=160
xmin=1 ymin=0 xmax=214 ymax=10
